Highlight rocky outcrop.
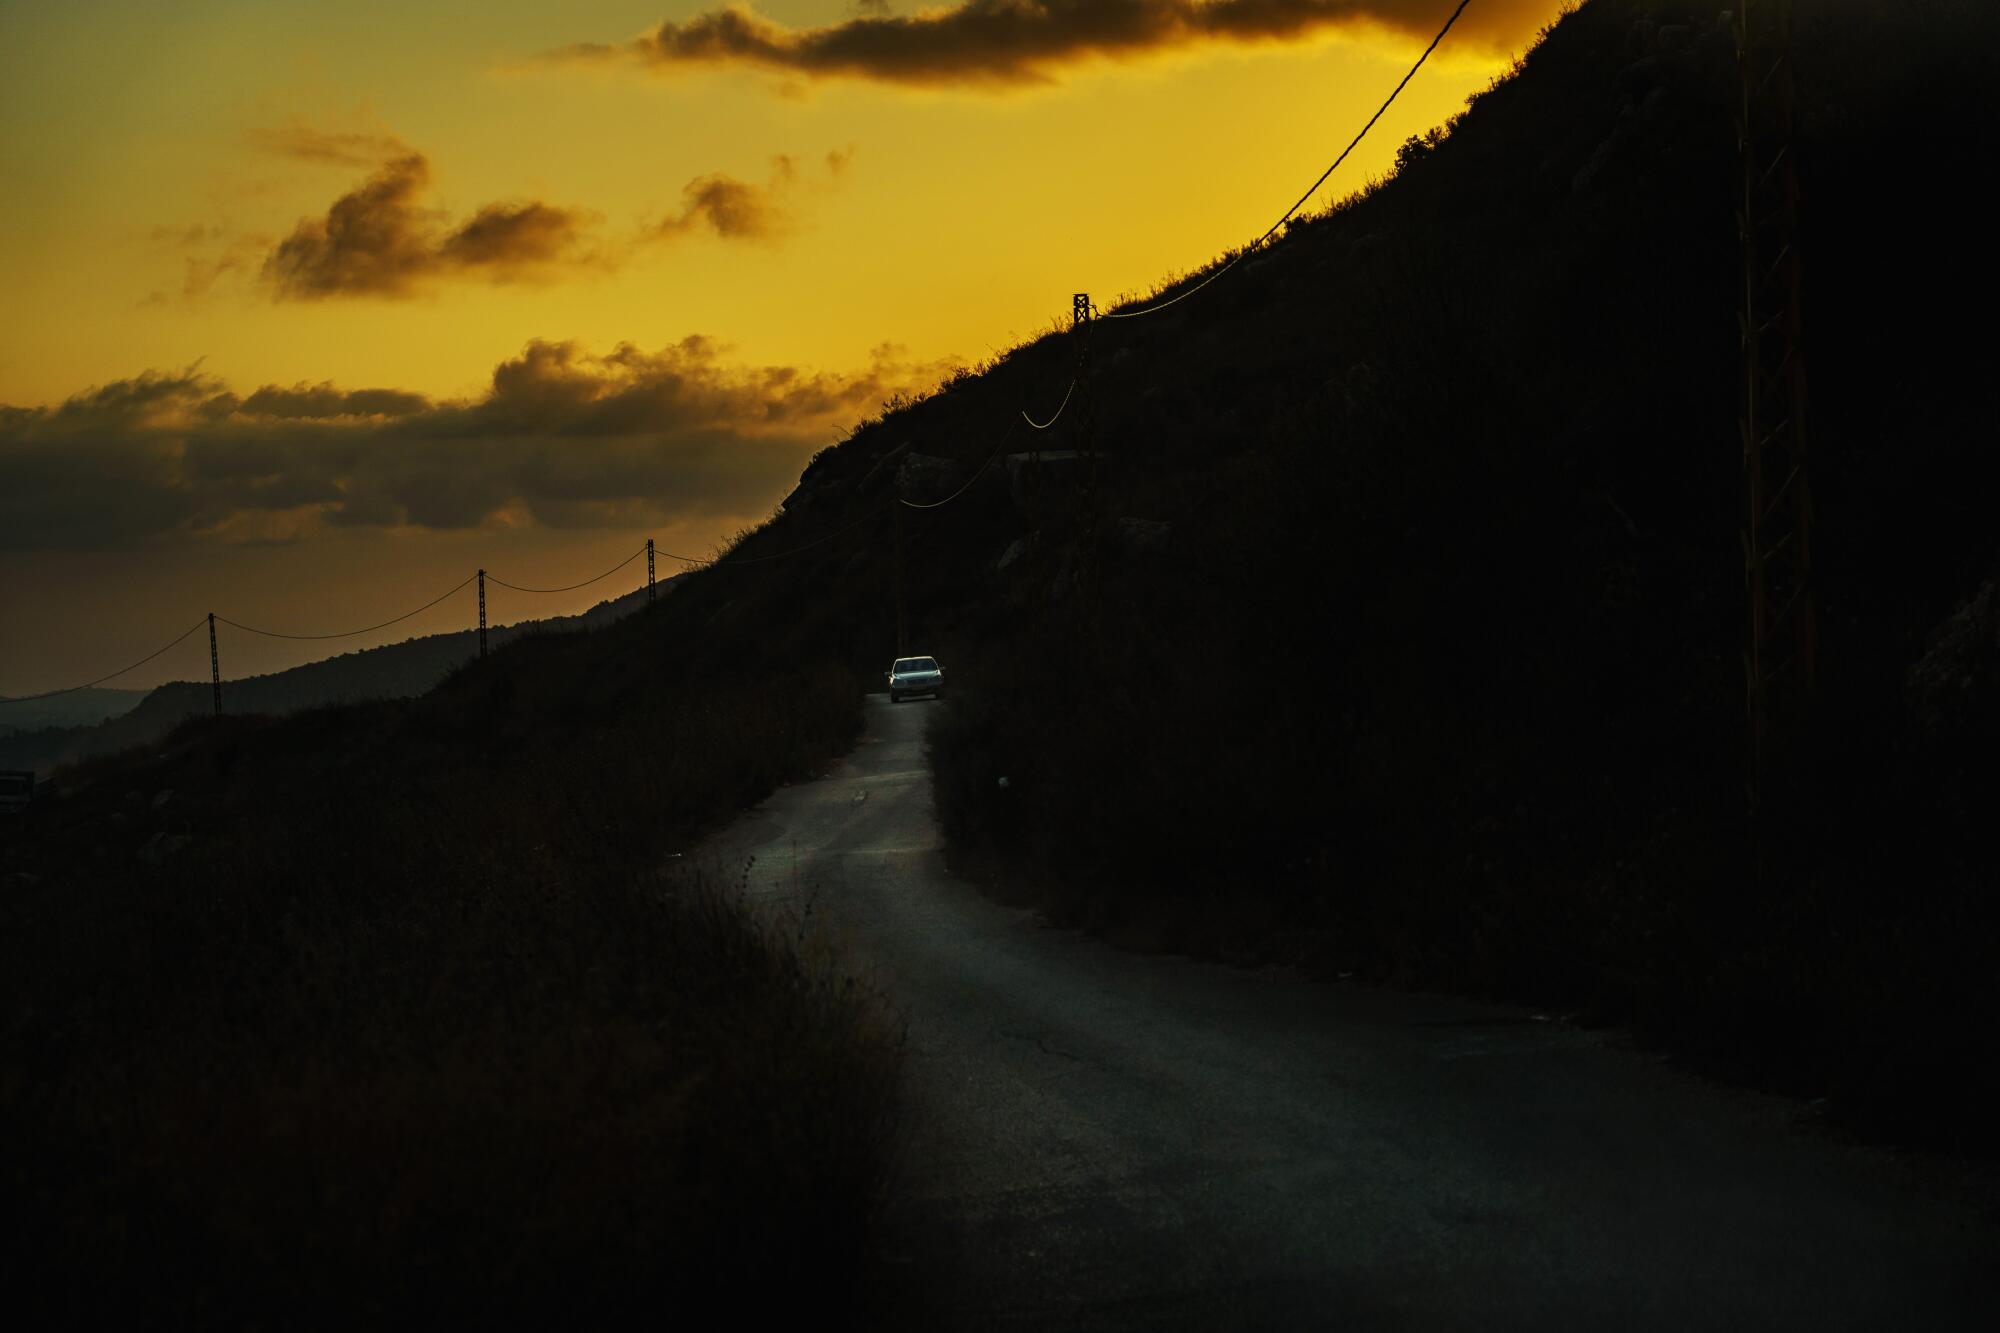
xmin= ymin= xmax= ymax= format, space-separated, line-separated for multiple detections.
xmin=1110 ymin=517 xmax=1171 ymax=557
xmin=1907 ymin=580 xmax=2000 ymax=742
xmin=895 ymin=453 xmax=967 ymax=505
xmin=779 ymin=477 xmax=844 ymax=517
xmin=854 ymin=442 xmax=915 ymax=494
xmin=1004 ymin=451 xmax=1085 ymax=518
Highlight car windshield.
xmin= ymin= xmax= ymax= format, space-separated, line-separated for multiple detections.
xmin=895 ymin=658 xmax=938 ymax=673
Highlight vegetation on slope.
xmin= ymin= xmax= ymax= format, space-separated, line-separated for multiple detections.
xmin=6 ymin=4 xmax=1995 ymax=1316
xmin=0 ymin=600 xmax=896 ymax=1322
xmin=921 ymin=0 xmax=2000 ymax=1148
xmin=0 ymin=687 xmax=147 ymax=736
xmin=0 ymin=582 xmax=667 ymax=776
xmin=569 ymin=0 xmax=1995 ymax=1150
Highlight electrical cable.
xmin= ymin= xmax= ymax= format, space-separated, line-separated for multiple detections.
xmin=1104 ymin=0 xmax=1474 ymax=321
xmin=5 ymin=1 xmax=1476 ymax=681
xmin=1020 ymin=377 xmax=1078 ymax=431
xmin=899 ymin=419 xmax=1021 ymax=511
xmin=486 ymin=544 xmax=650 ymax=594
xmin=218 ymin=574 xmax=476 ymax=641
xmin=0 ymin=618 xmax=208 ymax=704
xmin=713 ymin=412 xmax=1017 ymax=554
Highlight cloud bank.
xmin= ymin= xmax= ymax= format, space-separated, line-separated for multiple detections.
xmin=261 ymin=154 xmax=602 ymax=298
xmin=651 ymin=153 xmax=833 ymax=241
xmin=257 ymin=146 xmax=847 ymax=298
xmin=0 ymin=340 xmax=958 ymax=549
xmin=555 ymin=0 xmax=1547 ymax=88
xmin=245 ymin=119 xmax=414 ymax=167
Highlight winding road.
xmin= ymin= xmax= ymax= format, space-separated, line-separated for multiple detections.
xmin=707 ymin=696 xmax=1998 ymax=1330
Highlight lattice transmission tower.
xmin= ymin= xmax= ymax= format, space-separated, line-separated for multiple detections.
xmin=1737 ymin=0 xmax=1814 ymax=808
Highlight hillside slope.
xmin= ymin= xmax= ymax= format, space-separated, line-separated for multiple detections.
xmin=0 ymin=688 xmax=147 ymax=736
xmin=613 ymin=0 xmax=2000 ymax=1144
xmin=6 ymin=6 xmax=1995 ymax=1313
xmin=0 ymin=581 xmax=665 ymax=774
xmin=0 ymin=571 xmax=899 ymax=1321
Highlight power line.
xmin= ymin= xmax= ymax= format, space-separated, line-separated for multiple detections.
xmin=691 ymin=0 xmax=1473 ymax=584
xmin=486 ymin=544 xmax=650 ymax=594
xmin=218 ymin=574 xmax=476 ymax=641
xmin=1104 ymin=0 xmax=1474 ymax=322
xmin=5 ymin=2 xmax=1477 ymax=694
xmin=899 ymin=419 xmax=1021 ymax=511
xmin=1021 ymin=377 xmax=1078 ymax=431
xmin=694 ymin=416 xmax=1018 ymax=561
xmin=711 ymin=500 xmax=894 ymax=565
xmin=0 ymin=618 xmax=208 ymax=704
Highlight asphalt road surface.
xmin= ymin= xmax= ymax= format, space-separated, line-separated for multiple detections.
xmin=706 ymin=695 xmax=1998 ymax=1330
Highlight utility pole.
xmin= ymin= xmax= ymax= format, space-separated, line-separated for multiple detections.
xmin=894 ymin=504 xmax=908 ymax=656
xmin=1737 ymin=0 xmax=1814 ymax=810
xmin=207 ymin=612 xmax=221 ymax=717
xmin=477 ymin=569 xmax=488 ymax=659
xmin=1071 ymin=292 xmax=1103 ymax=640
xmin=646 ymin=538 xmax=656 ymax=604
xmin=1072 ymin=293 xmax=1094 ymax=467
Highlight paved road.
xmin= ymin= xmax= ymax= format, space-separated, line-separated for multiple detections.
xmin=707 ymin=696 xmax=1998 ymax=1330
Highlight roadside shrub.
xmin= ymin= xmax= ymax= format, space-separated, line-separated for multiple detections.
xmin=0 ymin=619 xmax=896 ymax=1322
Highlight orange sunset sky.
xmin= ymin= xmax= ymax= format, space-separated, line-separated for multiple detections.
xmin=2 ymin=1 xmax=1561 ymax=695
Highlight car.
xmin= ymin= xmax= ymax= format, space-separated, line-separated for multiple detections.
xmin=888 ymin=655 xmax=944 ymax=703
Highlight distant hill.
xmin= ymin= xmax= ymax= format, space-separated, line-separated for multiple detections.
xmin=0 ymin=688 xmax=148 ymax=737
xmin=0 ymin=580 xmax=667 ymax=775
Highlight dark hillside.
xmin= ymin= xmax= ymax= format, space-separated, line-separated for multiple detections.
xmin=6 ymin=2 xmax=1996 ymax=1313
xmin=0 ymin=688 xmax=146 ymax=735
xmin=1 ymin=579 xmax=895 ymax=1320
xmin=0 ymin=581 xmax=665 ymax=776
xmin=605 ymin=0 xmax=1999 ymax=1145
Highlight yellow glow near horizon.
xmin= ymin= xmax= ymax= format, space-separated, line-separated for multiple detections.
xmin=0 ymin=2 xmax=1552 ymax=694
xmin=0 ymin=3 xmax=1527 ymax=404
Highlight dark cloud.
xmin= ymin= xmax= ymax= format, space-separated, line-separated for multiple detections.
xmin=261 ymin=154 xmax=442 ymax=298
xmin=645 ymin=147 xmax=856 ymax=242
xmin=653 ymin=173 xmax=790 ymax=241
xmin=260 ymin=154 xmax=600 ymax=298
xmin=0 ymin=372 xmax=222 ymax=551
xmin=182 ymin=237 xmax=275 ymax=301
xmin=151 ymin=224 xmax=225 ymax=248
xmin=140 ymin=228 xmax=272 ymax=305
xmin=236 ymin=384 xmax=432 ymax=420
xmin=0 ymin=341 xmax=958 ymax=549
xmin=260 ymin=145 xmax=842 ymax=297
xmin=439 ymin=201 xmax=598 ymax=268
xmin=557 ymin=1 xmax=1549 ymax=88
xmin=245 ymin=119 xmax=414 ymax=167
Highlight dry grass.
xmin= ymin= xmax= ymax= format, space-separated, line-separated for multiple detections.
xmin=0 ymin=610 xmax=899 ymax=1323
xmin=918 ymin=0 xmax=2000 ymax=1152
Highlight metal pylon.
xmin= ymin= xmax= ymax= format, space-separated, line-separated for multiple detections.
xmin=1737 ymin=0 xmax=1814 ymax=808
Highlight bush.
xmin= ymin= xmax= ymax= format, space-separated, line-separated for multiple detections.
xmin=0 ymin=612 xmax=899 ymax=1322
